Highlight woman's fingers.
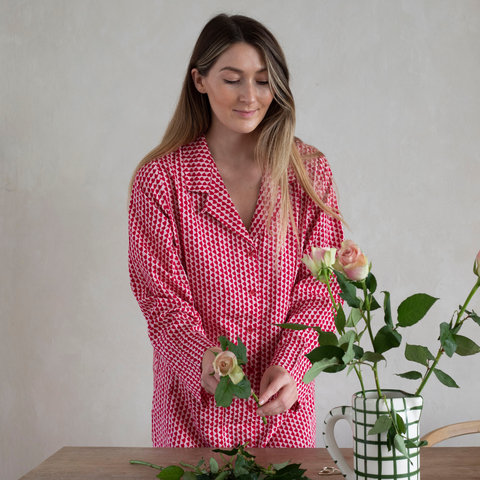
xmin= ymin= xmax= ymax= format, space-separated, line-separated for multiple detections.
xmin=256 ymin=365 xmax=298 ymax=416
xmin=201 ymin=347 xmax=222 ymax=395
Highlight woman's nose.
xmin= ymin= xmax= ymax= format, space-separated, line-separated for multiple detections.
xmin=239 ymin=81 xmax=255 ymax=104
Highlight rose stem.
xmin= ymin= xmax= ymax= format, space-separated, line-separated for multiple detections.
xmin=251 ymin=390 xmax=268 ymax=425
xmin=130 ymin=460 xmax=163 ymax=470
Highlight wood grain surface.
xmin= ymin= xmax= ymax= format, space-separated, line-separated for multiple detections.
xmin=19 ymin=446 xmax=480 ymax=480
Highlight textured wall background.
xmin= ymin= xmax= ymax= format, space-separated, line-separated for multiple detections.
xmin=1 ymin=1 xmax=479 ymax=479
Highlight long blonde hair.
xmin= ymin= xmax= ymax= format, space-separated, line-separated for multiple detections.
xmin=130 ymin=14 xmax=344 ymax=247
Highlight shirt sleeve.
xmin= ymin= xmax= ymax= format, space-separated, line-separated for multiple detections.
xmin=128 ymin=163 xmax=213 ymax=404
xmin=270 ymin=155 xmax=345 ymax=405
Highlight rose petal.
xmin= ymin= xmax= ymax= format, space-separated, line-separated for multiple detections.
xmin=228 ymin=365 xmax=244 ymax=385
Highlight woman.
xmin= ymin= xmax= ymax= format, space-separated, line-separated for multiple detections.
xmin=128 ymin=13 xmax=344 ymax=448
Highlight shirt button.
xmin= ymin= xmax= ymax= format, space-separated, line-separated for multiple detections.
xmin=247 ymin=327 xmax=254 ymax=333
xmin=247 ymin=250 xmax=255 ymax=257
xmin=248 ymin=289 xmax=257 ymax=297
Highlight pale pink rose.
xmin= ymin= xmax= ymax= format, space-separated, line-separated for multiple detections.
xmin=212 ymin=351 xmax=244 ymax=384
xmin=335 ymin=240 xmax=369 ymax=281
xmin=475 ymin=250 xmax=480 ymax=277
xmin=302 ymin=247 xmax=337 ymax=278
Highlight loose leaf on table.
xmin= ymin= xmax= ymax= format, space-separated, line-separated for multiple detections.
xmin=182 ymin=472 xmax=197 ymax=480
xmin=212 ymin=448 xmax=238 ymax=456
xmin=215 ymin=376 xmax=234 ymax=407
xmin=405 ymin=344 xmax=435 ymax=367
xmin=395 ymin=371 xmax=423 ymax=380
xmin=157 ymin=466 xmax=184 ymax=480
xmin=272 ymin=461 xmax=291 ymax=471
xmin=433 ymin=368 xmax=460 ymax=388
xmin=439 ymin=322 xmax=457 ymax=357
xmin=234 ymin=455 xmax=249 ymax=476
xmin=373 ymin=325 xmax=402 ymax=354
xmin=303 ymin=357 xmax=343 ymax=383
xmin=397 ymin=293 xmax=438 ymax=327
xmin=383 ymin=291 xmax=393 ymax=328
xmin=209 ymin=458 xmax=219 ymax=474
xmin=368 ymin=415 xmax=392 ymax=435
xmin=273 ymin=463 xmax=307 ymax=480
xmin=346 ymin=307 xmax=363 ymax=328
xmin=455 ymin=335 xmax=480 ymax=356
xmin=333 ymin=270 xmax=362 ymax=308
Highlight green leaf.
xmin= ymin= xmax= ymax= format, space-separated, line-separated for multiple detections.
xmin=342 ymin=332 xmax=356 ymax=365
xmin=219 ymin=336 xmax=229 ymax=351
xmin=455 ymin=335 xmax=480 ymax=356
xmin=334 ymin=270 xmax=362 ymax=308
xmin=334 ymin=304 xmax=346 ymax=334
xmin=157 ymin=466 xmax=185 ymax=480
xmin=212 ymin=448 xmax=238 ymax=456
xmin=338 ymin=330 xmax=356 ymax=346
xmin=234 ymin=455 xmax=249 ymax=476
xmin=397 ymin=293 xmax=438 ymax=327
xmin=346 ymin=308 xmax=363 ymax=328
xmin=317 ymin=331 xmax=338 ymax=346
xmin=395 ymin=371 xmax=423 ymax=380
xmin=439 ymin=322 xmax=457 ymax=357
xmin=214 ymin=472 xmax=230 ymax=480
xmin=405 ymin=344 xmax=435 ymax=367
xmin=182 ymin=472 xmax=197 ymax=480
xmin=470 ymin=309 xmax=480 ymax=326
xmin=394 ymin=434 xmax=410 ymax=459
xmin=353 ymin=344 xmax=364 ymax=359
xmin=214 ymin=376 xmax=234 ymax=407
xmin=433 ymin=368 xmax=460 ymax=388
xmin=302 ymin=357 xmax=344 ymax=383
xmin=227 ymin=336 xmax=248 ymax=364
xmin=306 ymin=345 xmax=346 ymax=363
xmin=197 ymin=459 xmax=205 ymax=468
xmin=366 ymin=272 xmax=377 ymax=294
xmin=272 ymin=461 xmax=290 ymax=471
xmin=396 ymin=414 xmax=407 ymax=435
xmin=209 ymin=458 xmax=219 ymax=474
xmin=276 ymin=323 xmax=309 ymax=330
xmin=368 ymin=415 xmax=392 ymax=435
xmin=361 ymin=351 xmax=386 ymax=363
xmin=369 ymin=295 xmax=381 ymax=311
xmin=373 ymin=325 xmax=402 ymax=354
xmin=230 ymin=377 xmax=251 ymax=399
xmin=383 ymin=291 xmax=393 ymax=328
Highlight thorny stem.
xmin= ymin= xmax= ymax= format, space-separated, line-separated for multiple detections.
xmin=362 ymin=283 xmax=383 ymax=399
xmin=454 ymin=277 xmax=480 ymax=328
xmin=415 ymin=348 xmax=444 ymax=396
xmin=130 ymin=460 xmax=163 ymax=470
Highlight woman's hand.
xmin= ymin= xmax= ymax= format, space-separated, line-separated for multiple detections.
xmin=201 ymin=347 xmax=222 ymax=395
xmin=256 ymin=365 xmax=298 ymax=416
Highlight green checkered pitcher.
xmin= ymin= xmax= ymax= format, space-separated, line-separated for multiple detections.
xmin=323 ymin=390 xmax=424 ymax=480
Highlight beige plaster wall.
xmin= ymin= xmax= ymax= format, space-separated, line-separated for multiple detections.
xmin=1 ymin=1 xmax=479 ymax=479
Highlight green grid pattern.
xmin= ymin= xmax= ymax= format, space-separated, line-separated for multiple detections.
xmin=352 ymin=391 xmax=423 ymax=480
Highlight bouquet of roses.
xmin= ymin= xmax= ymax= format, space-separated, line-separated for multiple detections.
xmin=280 ymin=240 xmax=480 ymax=455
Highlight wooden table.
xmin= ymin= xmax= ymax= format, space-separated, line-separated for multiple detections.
xmin=19 ymin=446 xmax=480 ymax=479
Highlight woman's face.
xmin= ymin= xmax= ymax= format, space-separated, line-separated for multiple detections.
xmin=192 ymin=43 xmax=274 ymax=136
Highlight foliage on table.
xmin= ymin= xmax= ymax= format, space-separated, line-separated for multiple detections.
xmin=130 ymin=443 xmax=309 ymax=480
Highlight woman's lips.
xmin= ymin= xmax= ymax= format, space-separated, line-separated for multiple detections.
xmin=234 ymin=110 xmax=256 ymax=118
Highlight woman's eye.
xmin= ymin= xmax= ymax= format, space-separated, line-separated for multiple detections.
xmin=257 ymin=81 xmax=269 ymax=85
xmin=224 ymin=80 xmax=239 ymax=84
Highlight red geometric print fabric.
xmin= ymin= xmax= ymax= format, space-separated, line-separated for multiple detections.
xmin=128 ymin=135 xmax=344 ymax=448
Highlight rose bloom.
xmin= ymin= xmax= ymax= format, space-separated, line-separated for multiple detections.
xmin=212 ymin=351 xmax=244 ymax=384
xmin=475 ymin=250 xmax=480 ymax=277
xmin=335 ymin=240 xmax=369 ymax=281
xmin=302 ymin=247 xmax=337 ymax=279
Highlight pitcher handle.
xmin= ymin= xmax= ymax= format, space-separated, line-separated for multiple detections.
xmin=323 ymin=406 xmax=354 ymax=480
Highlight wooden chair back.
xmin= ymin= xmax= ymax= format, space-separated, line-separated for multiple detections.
xmin=421 ymin=420 xmax=480 ymax=447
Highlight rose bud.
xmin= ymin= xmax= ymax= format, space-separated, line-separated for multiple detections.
xmin=212 ymin=351 xmax=244 ymax=385
xmin=334 ymin=240 xmax=369 ymax=281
